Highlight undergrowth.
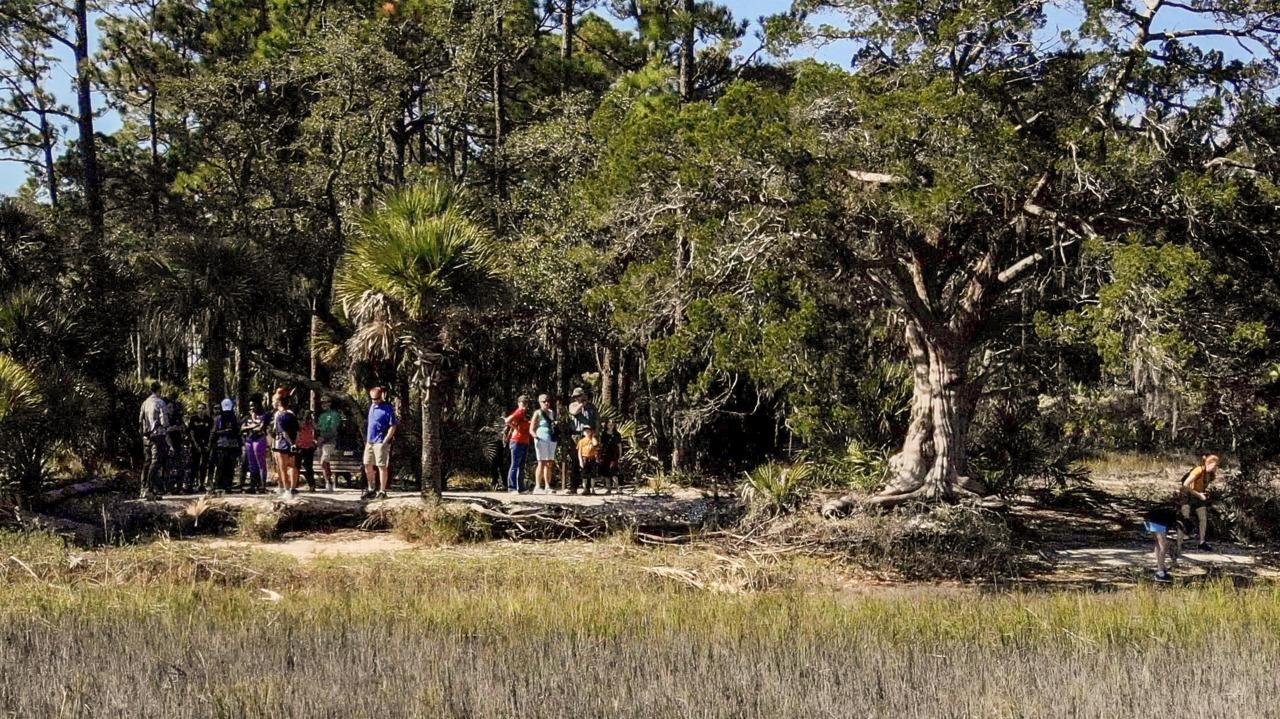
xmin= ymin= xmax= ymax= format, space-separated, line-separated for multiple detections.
xmin=378 ymin=499 xmax=491 ymax=545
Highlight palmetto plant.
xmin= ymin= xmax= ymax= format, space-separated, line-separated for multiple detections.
xmin=738 ymin=462 xmax=815 ymax=517
xmin=0 ymin=354 xmax=40 ymax=426
xmin=335 ymin=181 xmax=504 ymax=493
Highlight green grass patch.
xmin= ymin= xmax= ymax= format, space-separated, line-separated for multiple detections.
xmin=0 ymin=531 xmax=1278 ymax=717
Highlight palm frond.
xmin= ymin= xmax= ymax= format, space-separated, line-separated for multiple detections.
xmin=0 ymin=353 xmax=42 ymax=425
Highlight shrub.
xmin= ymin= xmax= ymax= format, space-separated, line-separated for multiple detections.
xmin=809 ymin=439 xmax=889 ymax=493
xmin=1213 ymin=463 xmax=1280 ymax=544
xmin=738 ymin=462 xmax=814 ymax=517
xmin=969 ymin=395 xmax=1091 ymax=502
xmin=821 ymin=504 xmax=1028 ymax=581
xmin=387 ymin=500 xmax=491 ymax=545
xmin=236 ymin=506 xmax=285 ymax=542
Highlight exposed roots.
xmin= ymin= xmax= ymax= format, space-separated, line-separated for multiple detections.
xmin=866 ymin=476 xmax=989 ymax=510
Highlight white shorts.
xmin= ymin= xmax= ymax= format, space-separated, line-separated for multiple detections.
xmin=319 ymin=443 xmax=337 ymax=464
xmin=534 ymin=440 xmax=557 ymax=462
xmin=363 ymin=442 xmax=391 ymax=468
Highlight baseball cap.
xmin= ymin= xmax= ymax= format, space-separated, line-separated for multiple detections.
xmin=221 ymin=398 xmax=234 ymax=412
xmin=571 ymin=387 xmax=586 ymax=397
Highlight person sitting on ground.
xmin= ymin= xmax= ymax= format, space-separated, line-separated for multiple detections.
xmin=210 ymin=399 xmax=241 ymax=493
xmin=1181 ymin=453 xmax=1220 ymax=551
xmin=577 ymin=425 xmax=604 ymax=495
xmin=317 ymin=397 xmax=342 ymax=493
xmin=271 ymin=391 xmax=301 ymax=497
xmin=504 ymin=396 xmax=533 ymax=493
xmin=296 ymin=410 xmax=317 ymax=491
xmin=530 ymin=394 xmax=557 ymax=494
xmin=1143 ymin=495 xmax=1187 ymax=582
xmin=362 ymin=386 xmax=398 ymax=500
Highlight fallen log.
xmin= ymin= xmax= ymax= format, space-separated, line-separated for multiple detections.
xmin=15 ymin=510 xmax=103 ymax=546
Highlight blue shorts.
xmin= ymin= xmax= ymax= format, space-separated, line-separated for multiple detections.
xmin=1144 ymin=521 xmax=1168 ymax=534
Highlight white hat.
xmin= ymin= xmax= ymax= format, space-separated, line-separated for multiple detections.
xmin=221 ymin=398 xmax=235 ymax=412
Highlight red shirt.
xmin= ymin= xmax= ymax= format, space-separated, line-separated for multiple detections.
xmin=505 ymin=407 xmax=532 ymax=444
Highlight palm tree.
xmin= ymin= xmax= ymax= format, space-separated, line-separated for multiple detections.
xmin=335 ymin=181 xmax=504 ymax=494
xmin=140 ymin=235 xmax=267 ymax=403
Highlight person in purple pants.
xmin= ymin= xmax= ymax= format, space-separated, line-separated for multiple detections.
xmin=241 ymin=397 xmax=270 ymax=493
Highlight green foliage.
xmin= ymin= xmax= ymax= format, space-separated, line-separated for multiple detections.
xmin=384 ymin=499 xmax=491 ymax=545
xmin=0 ymin=354 xmax=40 ymax=426
xmin=738 ymin=462 xmax=814 ymax=517
xmin=811 ymin=439 xmax=889 ymax=493
xmin=969 ymin=397 xmax=1091 ymax=501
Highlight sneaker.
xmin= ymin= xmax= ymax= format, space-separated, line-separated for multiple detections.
xmin=361 ymin=490 xmax=377 ymax=500
xmin=1197 ymin=542 xmax=1212 ymax=552
xmin=374 ymin=491 xmax=388 ymax=500
xmin=289 ymin=488 xmax=299 ymax=497
xmin=1154 ymin=571 xmax=1172 ymax=582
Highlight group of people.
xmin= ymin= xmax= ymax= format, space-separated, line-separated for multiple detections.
xmin=502 ymin=387 xmax=622 ymax=494
xmin=137 ymin=381 xmax=350 ymax=500
xmin=1143 ymin=453 xmax=1220 ymax=582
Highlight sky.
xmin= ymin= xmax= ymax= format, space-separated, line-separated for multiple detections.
xmin=0 ymin=0 xmax=1263 ymax=196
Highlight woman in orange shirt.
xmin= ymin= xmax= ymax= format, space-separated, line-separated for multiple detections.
xmin=1181 ymin=453 xmax=1219 ymax=551
xmin=504 ymin=396 xmax=533 ymax=493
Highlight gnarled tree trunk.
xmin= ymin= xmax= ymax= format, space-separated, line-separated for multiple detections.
xmin=872 ymin=321 xmax=986 ymax=506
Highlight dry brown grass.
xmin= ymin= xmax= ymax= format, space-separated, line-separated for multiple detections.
xmin=0 ymin=530 xmax=1278 ymax=717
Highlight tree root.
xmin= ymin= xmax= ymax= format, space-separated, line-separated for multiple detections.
xmin=863 ymin=477 xmax=991 ymax=510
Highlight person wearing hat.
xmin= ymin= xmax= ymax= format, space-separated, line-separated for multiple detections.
xmin=316 ymin=397 xmax=343 ymax=492
xmin=567 ymin=387 xmax=598 ymax=494
xmin=210 ymin=398 xmax=242 ymax=493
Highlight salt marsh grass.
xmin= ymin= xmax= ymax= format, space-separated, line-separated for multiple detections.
xmin=0 ymin=531 xmax=1277 ymax=717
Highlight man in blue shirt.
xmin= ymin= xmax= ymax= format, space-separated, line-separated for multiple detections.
xmin=362 ymin=386 xmax=398 ymax=500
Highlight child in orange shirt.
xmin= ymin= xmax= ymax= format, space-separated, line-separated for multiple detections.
xmin=577 ymin=427 xmax=602 ymax=495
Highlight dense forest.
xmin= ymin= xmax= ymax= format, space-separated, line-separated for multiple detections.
xmin=3 ymin=0 xmax=1280 ymax=503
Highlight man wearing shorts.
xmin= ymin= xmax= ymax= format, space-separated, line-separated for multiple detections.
xmin=362 ymin=387 xmax=397 ymax=500
xmin=1181 ymin=453 xmax=1220 ymax=551
xmin=317 ymin=398 xmax=342 ymax=492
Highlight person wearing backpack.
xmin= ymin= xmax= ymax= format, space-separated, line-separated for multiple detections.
xmin=530 ymin=394 xmax=557 ymax=494
xmin=1181 ymin=453 xmax=1220 ymax=551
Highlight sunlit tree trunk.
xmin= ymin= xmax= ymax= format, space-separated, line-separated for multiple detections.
xmin=420 ymin=363 xmax=443 ymax=495
xmin=73 ymin=0 xmax=103 ymax=241
xmin=600 ymin=345 xmax=615 ymax=408
xmin=678 ymin=0 xmax=694 ymax=101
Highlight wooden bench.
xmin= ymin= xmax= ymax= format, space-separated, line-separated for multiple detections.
xmin=324 ymin=449 xmax=366 ymax=487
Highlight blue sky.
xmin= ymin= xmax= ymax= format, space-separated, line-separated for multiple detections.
xmin=0 ymin=0 xmax=1263 ymax=196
